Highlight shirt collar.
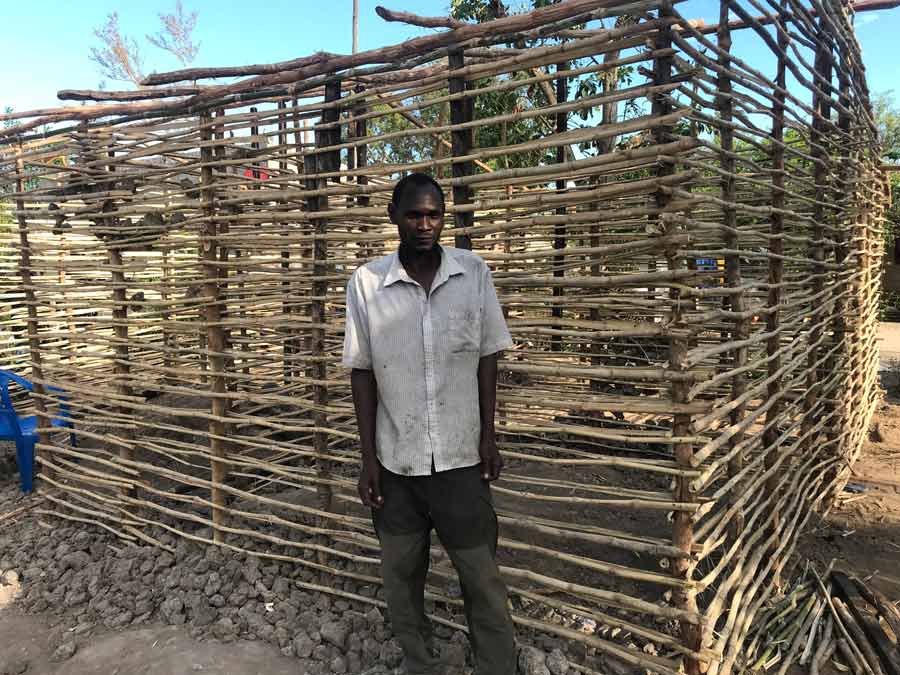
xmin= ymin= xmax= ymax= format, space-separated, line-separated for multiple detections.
xmin=384 ymin=245 xmax=465 ymax=289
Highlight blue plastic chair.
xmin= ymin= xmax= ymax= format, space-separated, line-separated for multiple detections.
xmin=0 ymin=370 xmax=77 ymax=493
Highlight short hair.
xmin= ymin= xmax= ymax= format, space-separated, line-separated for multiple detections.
xmin=391 ymin=172 xmax=445 ymax=212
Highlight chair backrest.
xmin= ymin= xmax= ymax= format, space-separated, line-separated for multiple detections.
xmin=0 ymin=371 xmax=28 ymax=441
xmin=0 ymin=369 xmax=72 ymax=431
xmin=0 ymin=370 xmax=34 ymax=394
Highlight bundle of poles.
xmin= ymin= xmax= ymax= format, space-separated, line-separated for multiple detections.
xmin=0 ymin=0 xmax=891 ymax=673
xmin=742 ymin=564 xmax=900 ymax=675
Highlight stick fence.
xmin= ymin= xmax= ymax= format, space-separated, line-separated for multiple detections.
xmin=0 ymin=1 xmax=887 ymax=672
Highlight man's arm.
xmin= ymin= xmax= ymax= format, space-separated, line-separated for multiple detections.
xmin=477 ymin=352 xmax=503 ymax=481
xmin=351 ymin=368 xmax=383 ymax=507
xmin=477 ymin=259 xmax=512 ymax=482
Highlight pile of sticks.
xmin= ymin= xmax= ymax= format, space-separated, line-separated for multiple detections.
xmin=743 ymin=565 xmax=900 ymax=675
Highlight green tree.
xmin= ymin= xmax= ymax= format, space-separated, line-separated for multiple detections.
xmin=874 ymin=92 xmax=900 ymax=162
xmin=862 ymin=92 xmax=900 ymax=318
xmin=2 ymin=106 xmax=18 ymax=130
xmin=873 ymin=93 xmax=900 ymax=252
xmin=367 ymin=0 xmax=641 ymax=174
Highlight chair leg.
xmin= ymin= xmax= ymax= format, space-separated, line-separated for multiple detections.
xmin=15 ymin=437 xmax=36 ymax=494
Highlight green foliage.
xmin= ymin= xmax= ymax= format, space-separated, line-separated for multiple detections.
xmin=885 ymin=173 xmax=900 ymax=250
xmin=874 ymin=92 xmax=900 ymax=162
xmin=473 ymin=73 xmax=556 ymax=169
xmin=450 ymin=0 xmax=563 ymax=23
xmin=3 ymin=106 xmax=18 ymax=130
xmin=879 ymin=288 xmax=900 ymax=321
xmin=450 ymin=0 xmax=504 ymax=23
xmin=365 ymin=98 xmax=445 ymax=167
xmin=366 ymin=1 xmax=639 ymax=171
xmin=875 ymin=94 xmax=900 ymax=259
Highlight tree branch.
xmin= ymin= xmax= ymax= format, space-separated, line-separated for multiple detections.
xmin=58 ymin=87 xmax=207 ymax=102
xmin=374 ymin=6 xmax=467 ymax=29
xmin=140 ymin=0 xmax=611 ymax=85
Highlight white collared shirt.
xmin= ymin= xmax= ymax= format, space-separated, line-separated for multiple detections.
xmin=341 ymin=246 xmax=513 ymax=476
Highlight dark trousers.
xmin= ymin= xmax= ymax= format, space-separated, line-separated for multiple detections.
xmin=373 ymin=464 xmax=516 ymax=675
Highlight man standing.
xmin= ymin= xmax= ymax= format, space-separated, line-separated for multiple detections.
xmin=342 ymin=173 xmax=516 ymax=674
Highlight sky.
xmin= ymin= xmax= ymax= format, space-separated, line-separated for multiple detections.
xmin=1 ymin=0 xmax=899 ymax=115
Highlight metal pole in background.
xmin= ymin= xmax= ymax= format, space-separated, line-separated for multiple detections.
xmin=352 ymin=0 xmax=359 ymax=54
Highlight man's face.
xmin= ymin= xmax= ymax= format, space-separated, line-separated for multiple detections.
xmin=389 ymin=186 xmax=444 ymax=253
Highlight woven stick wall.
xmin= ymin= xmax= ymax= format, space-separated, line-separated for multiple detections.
xmin=0 ymin=0 xmax=887 ymax=672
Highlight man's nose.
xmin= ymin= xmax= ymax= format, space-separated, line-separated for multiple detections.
xmin=415 ymin=216 xmax=431 ymax=230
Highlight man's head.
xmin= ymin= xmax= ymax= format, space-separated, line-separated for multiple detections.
xmin=388 ymin=172 xmax=445 ymax=253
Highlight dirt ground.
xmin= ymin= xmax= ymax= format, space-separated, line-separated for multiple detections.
xmin=793 ymin=396 xmax=900 ymax=602
xmin=878 ymin=321 xmax=900 ymax=370
xmin=0 ymin=613 xmax=301 ymax=675
xmin=0 ymin=498 xmax=304 ymax=675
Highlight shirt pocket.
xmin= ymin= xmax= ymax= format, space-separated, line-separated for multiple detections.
xmin=446 ymin=307 xmax=481 ymax=353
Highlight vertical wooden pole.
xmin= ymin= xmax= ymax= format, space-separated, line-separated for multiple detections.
xmin=801 ymin=22 xmax=833 ymax=464
xmin=653 ymin=5 xmax=701 ymax=671
xmin=213 ymin=108 xmax=234 ymax=387
xmin=352 ymin=0 xmax=359 ymax=55
xmin=287 ymin=99 xmax=304 ymax=382
xmin=825 ymin=30 xmax=852 ymax=470
xmin=354 ymin=86 xmax=371 ymax=260
xmin=161 ymin=212 xmax=175 ymax=386
xmin=500 ymin=120 xmax=511 ymax=319
xmin=851 ymin=122 xmax=878 ymax=469
xmin=14 ymin=143 xmax=53 ymax=483
xmin=589 ymin=40 xmax=624 ymax=389
xmin=303 ymin=131 xmax=316 ymax=393
xmin=308 ymin=81 xmax=341 ymax=544
xmin=57 ymin=237 xmax=76 ymax=371
xmin=716 ymin=0 xmax=748 ymax=540
xmin=551 ymin=61 xmax=567 ymax=353
xmin=197 ymin=156 xmax=209 ymax=391
xmin=103 ymin=135 xmax=136 ymax=485
xmin=824 ymin=40 xmax=851 ymax=481
xmin=233 ymin=107 xmax=259 ymax=382
xmin=195 ymin=108 xmax=209 ymax=383
xmin=279 ymin=100 xmax=293 ymax=385
xmin=199 ymin=110 xmax=230 ymax=543
xmin=763 ymin=0 xmax=788 ymax=587
xmin=449 ymin=49 xmax=473 ymax=251
xmin=435 ymin=104 xmax=447 ymax=181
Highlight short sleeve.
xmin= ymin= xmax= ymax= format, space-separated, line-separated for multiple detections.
xmin=479 ymin=261 xmax=513 ymax=357
xmin=341 ymin=271 xmax=373 ymax=369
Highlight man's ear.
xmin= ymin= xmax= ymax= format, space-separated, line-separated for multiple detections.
xmin=387 ymin=201 xmax=396 ymax=223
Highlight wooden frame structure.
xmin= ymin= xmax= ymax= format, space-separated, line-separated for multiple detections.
xmin=0 ymin=1 xmax=888 ymax=672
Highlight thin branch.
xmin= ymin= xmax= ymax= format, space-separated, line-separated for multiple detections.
xmin=146 ymin=0 xmax=200 ymax=67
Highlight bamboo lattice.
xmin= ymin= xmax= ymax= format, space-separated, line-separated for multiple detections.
xmin=0 ymin=0 xmax=888 ymax=672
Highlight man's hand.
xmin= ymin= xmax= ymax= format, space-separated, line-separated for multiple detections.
xmin=358 ymin=458 xmax=384 ymax=508
xmin=479 ymin=434 xmax=503 ymax=482
xmin=477 ymin=353 xmax=502 ymax=481
xmin=351 ymin=369 xmax=381 ymax=508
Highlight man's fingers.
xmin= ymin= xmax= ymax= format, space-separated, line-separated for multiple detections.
xmin=490 ymin=456 xmax=502 ymax=481
xmin=359 ymin=481 xmax=378 ymax=507
xmin=481 ymin=457 xmax=491 ymax=481
xmin=369 ymin=480 xmax=384 ymax=509
xmin=358 ymin=484 xmax=371 ymax=507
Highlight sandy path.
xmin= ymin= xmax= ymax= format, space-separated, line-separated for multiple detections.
xmin=0 ymin=609 xmax=302 ymax=675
